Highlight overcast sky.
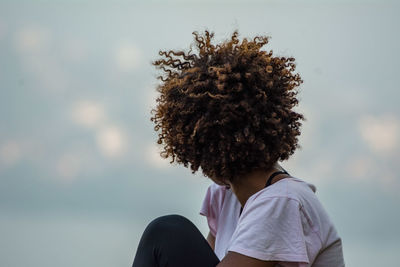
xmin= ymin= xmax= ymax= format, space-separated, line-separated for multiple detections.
xmin=0 ymin=1 xmax=399 ymax=266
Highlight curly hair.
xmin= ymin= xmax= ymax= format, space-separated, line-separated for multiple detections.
xmin=150 ymin=30 xmax=305 ymax=183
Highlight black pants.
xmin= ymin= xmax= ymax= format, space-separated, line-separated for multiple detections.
xmin=132 ymin=214 xmax=220 ymax=267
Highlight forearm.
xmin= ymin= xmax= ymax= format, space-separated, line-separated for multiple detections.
xmin=206 ymin=231 xmax=216 ymax=250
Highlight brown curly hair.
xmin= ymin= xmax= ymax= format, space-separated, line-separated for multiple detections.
xmin=150 ymin=30 xmax=305 ymax=183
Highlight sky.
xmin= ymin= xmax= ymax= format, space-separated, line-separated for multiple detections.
xmin=0 ymin=1 xmax=399 ymax=266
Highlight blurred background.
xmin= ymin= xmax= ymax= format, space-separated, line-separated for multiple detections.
xmin=1 ymin=0 xmax=399 ymax=266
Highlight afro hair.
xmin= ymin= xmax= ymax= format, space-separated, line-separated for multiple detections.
xmin=150 ymin=30 xmax=305 ymax=183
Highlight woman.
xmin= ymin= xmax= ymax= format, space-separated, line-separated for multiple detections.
xmin=132 ymin=30 xmax=345 ymax=267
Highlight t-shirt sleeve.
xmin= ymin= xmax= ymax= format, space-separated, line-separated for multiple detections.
xmin=199 ymin=183 xmax=226 ymax=237
xmin=227 ymin=196 xmax=309 ymax=265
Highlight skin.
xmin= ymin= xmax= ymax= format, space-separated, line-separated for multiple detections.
xmin=207 ymin=162 xmax=292 ymax=267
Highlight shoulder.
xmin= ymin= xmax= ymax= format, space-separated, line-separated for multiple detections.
xmin=248 ymin=177 xmax=317 ymax=205
xmin=227 ymin=178 xmax=322 ymax=263
xmin=200 ymin=183 xmax=229 ymax=217
xmin=209 ymin=182 xmax=227 ymax=194
xmin=207 ymin=183 xmax=228 ymax=204
xmin=242 ymin=177 xmax=325 ymax=240
xmin=254 ymin=177 xmax=341 ymax=248
xmin=228 ymin=185 xmax=310 ymax=262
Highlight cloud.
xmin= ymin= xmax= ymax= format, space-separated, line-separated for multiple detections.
xmin=15 ymin=25 xmax=68 ymax=93
xmin=56 ymin=153 xmax=83 ymax=182
xmin=70 ymin=100 xmax=134 ymax=161
xmin=358 ymin=114 xmax=399 ymax=154
xmin=96 ymin=126 xmax=126 ymax=158
xmin=346 ymin=156 xmax=374 ymax=180
xmin=144 ymin=143 xmax=172 ymax=169
xmin=0 ymin=140 xmax=22 ymax=167
xmin=71 ymin=101 xmax=105 ymax=129
xmin=15 ymin=26 xmax=49 ymax=54
xmin=63 ymin=38 xmax=89 ymax=63
xmin=114 ymin=42 xmax=141 ymax=72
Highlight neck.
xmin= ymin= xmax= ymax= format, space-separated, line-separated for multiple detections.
xmin=229 ymin=163 xmax=288 ymax=207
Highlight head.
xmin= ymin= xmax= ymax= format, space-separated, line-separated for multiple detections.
xmin=150 ymin=30 xmax=305 ymax=185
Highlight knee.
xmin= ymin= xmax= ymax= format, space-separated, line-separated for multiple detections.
xmin=142 ymin=214 xmax=192 ymax=237
xmin=148 ymin=214 xmax=190 ymax=230
xmin=151 ymin=214 xmax=189 ymax=224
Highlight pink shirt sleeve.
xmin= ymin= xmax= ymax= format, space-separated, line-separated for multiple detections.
xmin=199 ymin=183 xmax=226 ymax=237
xmin=227 ymin=196 xmax=310 ymax=266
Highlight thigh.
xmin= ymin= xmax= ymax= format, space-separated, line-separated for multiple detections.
xmin=132 ymin=214 xmax=220 ymax=267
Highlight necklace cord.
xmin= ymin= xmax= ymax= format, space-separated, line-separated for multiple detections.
xmin=239 ymin=168 xmax=290 ymax=216
xmin=264 ymin=170 xmax=289 ymax=188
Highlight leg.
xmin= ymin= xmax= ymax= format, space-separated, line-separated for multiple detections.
xmin=132 ymin=214 xmax=220 ymax=267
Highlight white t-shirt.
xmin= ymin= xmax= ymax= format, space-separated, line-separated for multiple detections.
xmin=200 ymin=177 xmax=345 ymax=266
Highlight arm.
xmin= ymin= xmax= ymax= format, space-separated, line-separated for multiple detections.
xmin=217 ymin=198 xmax=308 ymax=267
xmin=206 ymin=231 xmax=276 ymax=267
xmin=206 ymin=231 xmax=215 ymax=250
xmin=217 ymin=252 xmax=277 ymax=267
